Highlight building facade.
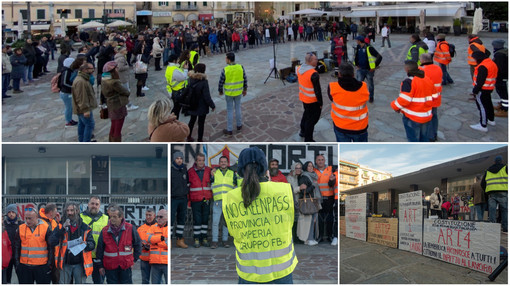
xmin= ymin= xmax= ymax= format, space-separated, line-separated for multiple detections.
xmin=339 ymin=160 xmax=392 ymax=193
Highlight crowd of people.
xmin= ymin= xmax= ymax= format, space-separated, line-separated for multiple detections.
xmin=2 ymin=197 xmax=168 ymax=284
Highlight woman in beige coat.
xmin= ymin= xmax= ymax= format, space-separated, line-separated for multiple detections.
xmin=152 ymin=37 xmax=164 ymax=71
xmin=147 ymin=98 xmax=189 ymax=142
xmin=429 ymin=187 xmax=444 ymax=218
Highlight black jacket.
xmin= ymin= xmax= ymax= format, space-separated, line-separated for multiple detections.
xmin=49 ymin=217 xmax=95 ymax=265
xmin=298 ymin=174 xmax=315 ymax=199
xmin=481 ymin=163 xmax=507 ymax=191
xmin=172 ymin=163 xmax=189 ymax=199
xmin=22 ymin=43 xmax=36 ymax=66
xmin=354 ymin=44 xmax=382 ymax=69
xmin=493 ymin=48 xmax=508 ymax=81
xmin=187 ymin=71 xmax=215 ymax=116
xmin=4 ymin=217 xmax=23 ymax=256
xmin=60 ymin=67 xmax=74 ymax=94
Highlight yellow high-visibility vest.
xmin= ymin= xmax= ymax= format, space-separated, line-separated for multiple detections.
xmin=165 ymin=65 xmax=186 ymax=94
xmin=485 ymin=167 xmax=508 ymax=193
xmin=212 ymin=169 xmax=235 ymax=201
xmin=80 ymin=213 xmax=109 ymax=258
xmin=224 ymin=64 xmax=244 ymax=96
xmin=222 ymin=181 xmax=298 ymax=283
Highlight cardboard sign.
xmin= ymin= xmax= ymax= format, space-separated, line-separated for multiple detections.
xmin=368 ymin=217 xmax=398 ymax=248
xmin=398 ymin=190 xmax=423 ymax=254
xmin=345 ymin=193 xmax=367 ymax=241
xmin=423 ymin=219 xmax=501 ymax=274
xmin=340 ymin=216 xmax=346 ymax=236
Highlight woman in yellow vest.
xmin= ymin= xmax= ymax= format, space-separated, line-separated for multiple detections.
xmin=222 ymin=147 xmax=298 ymax=284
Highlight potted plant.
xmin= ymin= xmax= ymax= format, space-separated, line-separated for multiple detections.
xmin=453 ymin=18 xmax=461 ymax=36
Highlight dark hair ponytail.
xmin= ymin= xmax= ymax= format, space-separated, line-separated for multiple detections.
xmin=241 ymin=163 xmax=261 ymax=208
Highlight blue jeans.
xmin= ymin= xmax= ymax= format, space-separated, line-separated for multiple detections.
xmin=474 ymin=202 xmax=487 ymax=221
xmin=488 ymin=192 xmax=507 ymax=232
xmin=239 ymin=273 xmax=293 ymax=284
xmin=334 ymin=129 xmax=368 ymax=142
xmin=105 ymin=267 xmax=132 ymax=284
xmin=2 ymin=73 xmax=10 ymax=97
xmin=78 ymin=112 xmax=95 ymax=142
xmin=428 ymin=107 xmax=438 ymax=141
xmin=140 ymin=260 xmax=151 ymax=284
xmin=60 ymin=263 xmax=85 ymax=284
xmin=163 ymin=48 xmax=170 ymax=65
xmin=469 ymin=206 xmax=476 ymax=220
xmin=24 ymin=65 xmax=34 ymax=82
xmin=356 ymin=69 xmax=375 ymax=100
xmin=209 ymin=43 xmax=217 ymax=53
xmin=439 ymin=63 xmax=453 ymax=84
xmin=151 ymin=264 xmax=167 ymax=284
xmin=225 ymin=95 xmax=242 ymax=132
xmin=60 ymin=92 xmax=73 ymax=123
xmin=171 ymin=198 xmax=188 ymax=238
xmin=402 ymin=115 xmax=430 ymax=142
xmin=212 ymin=201 xmax=228 ymax=242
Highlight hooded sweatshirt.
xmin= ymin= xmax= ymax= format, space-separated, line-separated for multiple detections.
xmin=297 ymin=63 xmax=323 ymax=106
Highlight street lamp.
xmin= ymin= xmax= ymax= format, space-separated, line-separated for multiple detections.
xmin=103 ymin=1 xmax=107 ymax=30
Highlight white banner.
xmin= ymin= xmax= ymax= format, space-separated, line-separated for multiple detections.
xmin=423 ymin=219 xmax=500 ymax=274
xmin=398 ymin=190 xmax=423 ymax=254
xmin=345 ymin=193 xmax=367 ymax=241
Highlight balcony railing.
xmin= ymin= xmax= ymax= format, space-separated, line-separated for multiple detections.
xmin=174 ymin=5 xmax=198 ymax=11
xmin=224 ymin=4 xmax=247 ymax=10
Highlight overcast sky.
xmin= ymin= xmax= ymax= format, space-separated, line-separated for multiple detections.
xmin=340 ymin=144 xmax=507 ymax=176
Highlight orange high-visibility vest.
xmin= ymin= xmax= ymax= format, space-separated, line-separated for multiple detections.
xmin=19 ymin=221 xmax=49 ymax=266
xmin=391 ymin=75 xmax=434 ymax=123
xmin=314 ymin=166 xmax=336 ymax=197
xmin=420 ymin=64 xmax=443 ymax=108
xmin=137 ymin=222 xmax=154 ymax=262
xmin=467 ymin=40 xmax=486 ymax=66
xmin=473 ymin=58 xmax=498 ymax=91
xmin=329 ymin=81 xmax=369 ymax=131
xmin=297 ymin=66 xmax=318 ymax=103
xmin=39 ymin=208 xmax=58 ymax=231
xmin=54 ymin=229 xmax=93 ymax=277
xmin=148 ymin=223 xmax=168 ymax=265
xmin=434 ymin=41 xmax=452 ymax=65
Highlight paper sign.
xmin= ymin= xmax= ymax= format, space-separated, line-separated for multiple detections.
xmin=398 ymin=190 xmax=423 ymax=254
xmin=368 ymin=217 xmax=398 ymax=248
xmin=345 ymin=193 xmax=367 ymax=241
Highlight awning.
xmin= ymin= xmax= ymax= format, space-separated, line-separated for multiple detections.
xmin=20 ymin=24 xmax=50 ymax=30
xmin=377 ymin=9 xmax=421 ymax=17
xmin=199 ymin=14 xmax=213 ymax=21
xmin=187 ymin=13 xmax=198 ymax=21
xmin=426 ymin=7 xmax=460 ymax=17
xmin=136 ymin=10 xmax=152 ymax=16
xmin=346 ymin=11 xmax=376 ymax=18
xmin=173 ymin=13 xmax=185 ymax=22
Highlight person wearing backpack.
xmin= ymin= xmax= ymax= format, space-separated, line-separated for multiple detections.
xmin=433 ymin=34 xmax=454 ymax=86
xmin=186 ymin=63 xmax=216 ymax=142
xmin=59 ymin=58 xmax=78 ymax=127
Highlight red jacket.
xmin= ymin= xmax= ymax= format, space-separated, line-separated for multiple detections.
xmin=232 ymin=32 xmax=240 ymax=43
xmin=3 ymin=230 xmax=11 ymax=269
xmin=101 ymin=223 xmax=135 ymax=270
xmin=270 ymin=171 xmax=288 ymax=183
xmin=188 ymin=164 xmax=213 ymax=202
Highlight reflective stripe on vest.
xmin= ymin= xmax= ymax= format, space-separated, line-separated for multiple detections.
xmin=165 ymin=65 xmax=186 ymax=93
xmin=297 ymin=67 xmax=318 ymax=103
xmin=329 ymin=81 xmax=369 ymax=131
xmin=80 ymin=213 xmax=109 ymax=259
xmin=222 ymin=182 xmax=298 ymax=283
xmin=224 ymin=64 xmax=244 ymax=96
xmin=407 ymin=44 xmax=427 ymax=66
xmin=101 ymin=223 xmax=135 ymax=270
xmin=434 ymin=42 xmax=452 ymax=65
xmin=485 ymin=167 xmax=508 ymax=192
xmin=190 ymin=187 xmax=212 ymax=191
xmin=148 ymin=224 xmax=168 ymax=265
xmin=315 ymin=167 xmax=335 ymax=197
xmin=212 ymin=169 xmax=235 ymax=201
xmin=473 ymin=58 xmax=498 ymax=91
xmin=468 ymin=42 xmax=486 ymax=66
xmin=19 ymin=221 xmax=49 ymax=266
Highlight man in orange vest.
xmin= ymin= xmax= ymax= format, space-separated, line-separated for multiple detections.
xmin=433 ymin=34 xmax=454 ymax=85
xmin=314 ymin=154 xmax=337 ymax=243
xmin=39 ymin=203 xmax=61 ymax=283
xmin=49 ymin=201 xmax=95 ymax=284
xmin=148 ymin=209 xmax=168 ymax=284
xmin=297 ymin=52 xmax=322 ymax=142
xmin=137 ymin=208 xmax=156 ymax=284
xmin=96 ymin=205 xmax=142 ymax=284
xmin=391 ymin=60 xmax=435 ymax=142
xmin=419 ymin=53 xmax=443 ymax=142
xmin=328 ymin=62 xmax=369 ymax=142
xmin=467 ymin=34 xmax=490 ymax=78
xmin=14 ymin=207 xmax=53 ymax=284
xmin=469 ymin=51 xmax=499 ymax=132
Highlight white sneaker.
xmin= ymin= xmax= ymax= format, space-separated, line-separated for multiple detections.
xmin=470 ymin=123 xmax=488 ymax=132
xmin=127 ymin=104 xmax=139 ymax=111
xmin=487 ymin=120 xmax=496 ymax=126
xmin=307 ymin=240 xmax=318 ymax=246
xmin=331 ymin=237 xmax=338 ymax=246
xmin=142 ymin=86 xmax=150 ymax=91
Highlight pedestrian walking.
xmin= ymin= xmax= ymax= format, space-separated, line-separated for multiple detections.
xmin=381 ymin=23 xmax=391 ymax=48
xmin=297 ymin=52 xmax=322 ymax=142
xmin=433 ymin=34 xmax=454 ymax=86
xmin=222 ymin=147 xmax=298 ymax=283
xmin=219 ymin=52 xmax=247 ymax=136
xmin=353 ymin=35 xmax=382 ymax=103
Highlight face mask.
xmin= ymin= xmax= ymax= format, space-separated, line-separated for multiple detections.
xmin=89 ymin=74 xmax=95 ymax=85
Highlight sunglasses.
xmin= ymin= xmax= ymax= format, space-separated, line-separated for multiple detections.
xmin=25 ymin=207 xmax=34 ymax=211
xmin=157 ymin=215 xmax=165 ymax=218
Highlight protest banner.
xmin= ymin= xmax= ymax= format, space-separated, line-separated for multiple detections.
xmin=423 ymin=219 xmax=500 ymax=274
xmin=368 ymin=217 xmax=398 ymax=248
xmin=398 ymin=190 xmax=423 ymax=254
xmin=345 ymin=193 xmax=367 ymax=241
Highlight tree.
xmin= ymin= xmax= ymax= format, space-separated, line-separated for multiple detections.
xmin=479 ymin=2 xmax=508 ymax=21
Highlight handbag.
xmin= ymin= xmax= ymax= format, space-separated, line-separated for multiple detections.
xmin=134 ymin=54 xmax=147 ymax=74
xmin=100 ymin=106 xmax=108 ymax=119
xmin=298 ymin=192 xmax=320 ymax=215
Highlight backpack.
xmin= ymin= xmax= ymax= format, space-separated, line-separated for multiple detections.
xmin=441 ymin=42 xmax=456 ymax=58
xmin=315 ymin=60 xmax=327 ymax=73
xmin=286 ymin=73 xmax=298 ymax=83
xmin=179 ymin=82 xmax=199 ymax=110
xmin=51 ymin=73 xmax=62 ymax=93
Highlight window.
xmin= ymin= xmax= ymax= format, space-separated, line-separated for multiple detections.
xmin=159 ymin=2 xmax=169 ymax=6
xmin=2 ymin=10 xmax=5 ymax=21
xmin=203 ymin=2 xmax=207 ymax=6
xmin=176 ymin=2 xmax=181 ymax=8
xmin=113 ymin=9 xmax=125 ymax=15
xmin=5 ymin=158 xmax=67 ymax=195
xmin=36 ymin=9 xmax=45 ymax=20
xmin=104 ymin=9 xmax=112 ymax=14
xmin=89 ymin=9 xmax=95 ymax=18
xmin=110 ymin=157 xmax=168 ymax=194
xmin=20 ymin=9 xmax=27 ymax=20
xmin=68 ymin=158 xmax=90 ymax=195
xmin=75 ymin=9 xmax=82 ymax=19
